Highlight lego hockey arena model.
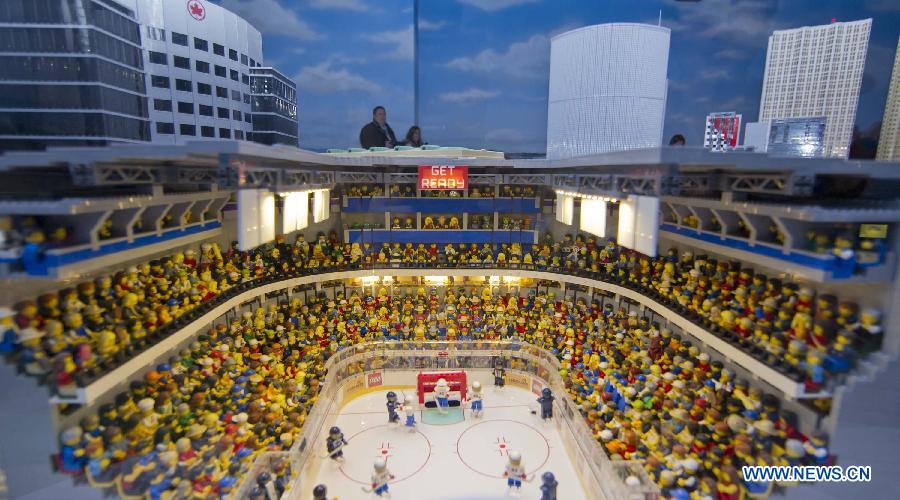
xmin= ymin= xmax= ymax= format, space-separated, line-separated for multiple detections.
xmin=0 ymin=143 xmax=898 ymax=500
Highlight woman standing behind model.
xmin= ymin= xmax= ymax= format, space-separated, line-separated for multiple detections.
xmin=402 ymin=126 xmax=424 ymax=147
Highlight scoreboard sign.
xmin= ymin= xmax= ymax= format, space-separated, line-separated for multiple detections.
xmin=418 ymin=165 xmax=468 ymax=190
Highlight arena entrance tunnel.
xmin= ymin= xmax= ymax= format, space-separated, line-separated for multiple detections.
xmin=233 ymin=341 xmax=657 ymax=500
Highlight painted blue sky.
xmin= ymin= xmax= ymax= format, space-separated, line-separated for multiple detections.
xmin=214 ymin=0 xmax=900 ymax=153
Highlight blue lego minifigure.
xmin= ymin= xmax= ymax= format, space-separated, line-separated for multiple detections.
xmin=58 ymin=427 xmax=86 ymax=473
xmin=537 ymin=387 xmax=554 ymax=420
xmin=326 ymin=426 xmax=347 ymax=461
xmin=313 ymin=484 xmax=328 ymax=500
xmin=540 ymin=471 xmax=558 ymax=500
xmin=386 ymin=391 xmax=400 ymax=423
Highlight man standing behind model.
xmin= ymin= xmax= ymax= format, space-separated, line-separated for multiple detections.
xmin=360 ymin=106 xmax=398 ymax=149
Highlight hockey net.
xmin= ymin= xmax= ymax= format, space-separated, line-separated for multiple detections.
xmin=417 ymin=370 xmax=467 ymax=407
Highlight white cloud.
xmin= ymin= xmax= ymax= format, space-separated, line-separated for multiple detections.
xmin=308 ymin=0 xmax=368 ymax=11
xmin=457 ymin=0 xmax=540 ymax=12
xmin=485 ymin=128 xmax=525 ymax=142
xmin=698 ymin=68 xmax=730 ymax=81
xmin=440 ymin=88 xmax=499 ymax=103
xmin=363 ymin=25 xmax=414 ymax=60
xmin=668 ymin=80 xmax=690 ymax=92
xmin=289 ymin=47 xmax=307 ymax=55
xmin=418 ymin=18 xmax=446 ymax=31
xmin=667 ymin=0 xmax=785 ymax=43
xmin=482 ymin=127 xmax=545 ymax=152
xmin=218 ymin=0 xmax=322 ymax=40
xmin=714 ymin=48 xmax=745 ymax=60
xmin=294 ymin=61 xmax=381 ymax=94
xmin=717 ymin=96 xmax=747 ymax=111
xmin=325 ymin=53 xmax=367 ymax=65
xmin=445 ymin=34 xmax=549 ymax=79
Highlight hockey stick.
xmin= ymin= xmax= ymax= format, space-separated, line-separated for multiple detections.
xmin=361 ymin=476 xmax=395 ymax=494
xmin=319 ymin=440 xmax=347 ymax=459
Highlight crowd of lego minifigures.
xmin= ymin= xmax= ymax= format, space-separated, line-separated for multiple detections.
xmin=0 ymin=230 xmax=884 ymax=499
xmin=342 ymin=184 xmax=538 ymax=199
xmin=363 ymin=236 xmax=879 ymax=389
xmin=0 ymin=234 xmax=347 ymax=388
xmin=56 ymin=295 xmax=320 ymax=497
xmin=386 ymin=214 xmax=533 ymax=231
xmin=24 ymin=283 xmax=839 ymax=498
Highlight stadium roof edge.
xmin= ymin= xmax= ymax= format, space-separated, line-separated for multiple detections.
xmin=2 ymin=141 xmax=900 ymax=178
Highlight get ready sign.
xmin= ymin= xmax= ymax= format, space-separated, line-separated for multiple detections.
xmin=419 ymin=165 xmax=468 ymax=190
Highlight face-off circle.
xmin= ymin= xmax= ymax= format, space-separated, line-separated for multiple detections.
xmin=455 ymin=419 xmax=551 ymax=478
xmin=338 ymin=425 xmax=432 ymax=484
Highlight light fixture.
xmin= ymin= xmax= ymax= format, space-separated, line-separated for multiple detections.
xmin=554 ymin=189 xmax=619 ymax=203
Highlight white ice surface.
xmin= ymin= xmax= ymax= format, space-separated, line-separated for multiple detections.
xmin=299 ymin=385 xmax=589 ymax=500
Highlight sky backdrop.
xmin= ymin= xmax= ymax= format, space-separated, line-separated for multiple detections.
xmin=213 ymin=0 xmax=900 ymax=153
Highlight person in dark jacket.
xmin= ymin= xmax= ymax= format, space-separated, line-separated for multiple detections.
xmin=359 ymin=106 xmax=397 ymax=149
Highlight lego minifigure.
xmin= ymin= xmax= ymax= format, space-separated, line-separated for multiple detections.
xmin=468 ymin=381 xmax=484 ymax=417
xmin=368 ymin=458 xmax=394 ymax=497
xmin=403 ymin=393 xmax=417 ymax=431
xmin=537 ymin=387 xmax=554 ymax=420
xmin=433 ymin=379 xmax=450 ymax=415
xmin=313 ymin=484 xmax=329 ymax=500
xmin=58 ymin=426 xmax=85 ymax=474
xmin=503 ymin=450 xmax=527 ymax=491
xmin=540 ymin=471 xmax=558 ymax=500
xmin=386 ymin=391 xmax=401 ymax=423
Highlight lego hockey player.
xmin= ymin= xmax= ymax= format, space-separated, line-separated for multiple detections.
xmin=537 ymin=388 xmax=554 ymax=420
xmin=404 ymin=393 xmax=417 ymax=431
xmin=326 ymin=426 xmax=347 ymax=461
xmin=469 ymin=381 xmax=484 ymax=417
xmin=386 ymin=391 xmax=400 ymax=424
xmin=433 ymin=378 xmax=450 ymax=415
xmin=365 ymin=457 xmax=395 ymax=497
xmin=540 ymin=472 xmax=558 ymax=500
xmin=503 ymin=451 xmax=528 ymax=491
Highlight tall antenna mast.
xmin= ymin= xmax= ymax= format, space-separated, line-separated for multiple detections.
xmin=658 ymin=10 xmax=662 ymax=26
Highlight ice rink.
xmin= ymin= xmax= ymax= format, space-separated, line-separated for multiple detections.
xmin=299 ymin=384 xmax=589 ymax=499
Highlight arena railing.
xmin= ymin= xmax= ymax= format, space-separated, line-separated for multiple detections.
xmin=59 ymin=261 xmax=814 ymax=407
xmin=232 ymin=341 xmax=660 ymax=500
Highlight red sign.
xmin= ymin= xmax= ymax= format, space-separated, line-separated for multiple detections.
xmin=188 ymin=0 xmax=206 ymax=21
xmin=367 ymin=372 xmax=383 ymax=387
xmin=418 ymin=165 xmax=468 ymax=190
xmin=707 ymin=113 xmax=741 ymax=149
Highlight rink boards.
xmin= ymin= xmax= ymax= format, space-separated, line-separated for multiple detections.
xmin=297 ymin=369 xmax=600 ymax=500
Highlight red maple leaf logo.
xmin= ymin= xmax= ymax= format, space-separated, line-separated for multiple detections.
xmin=188 ymin=1 xmax=205 ymax=20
